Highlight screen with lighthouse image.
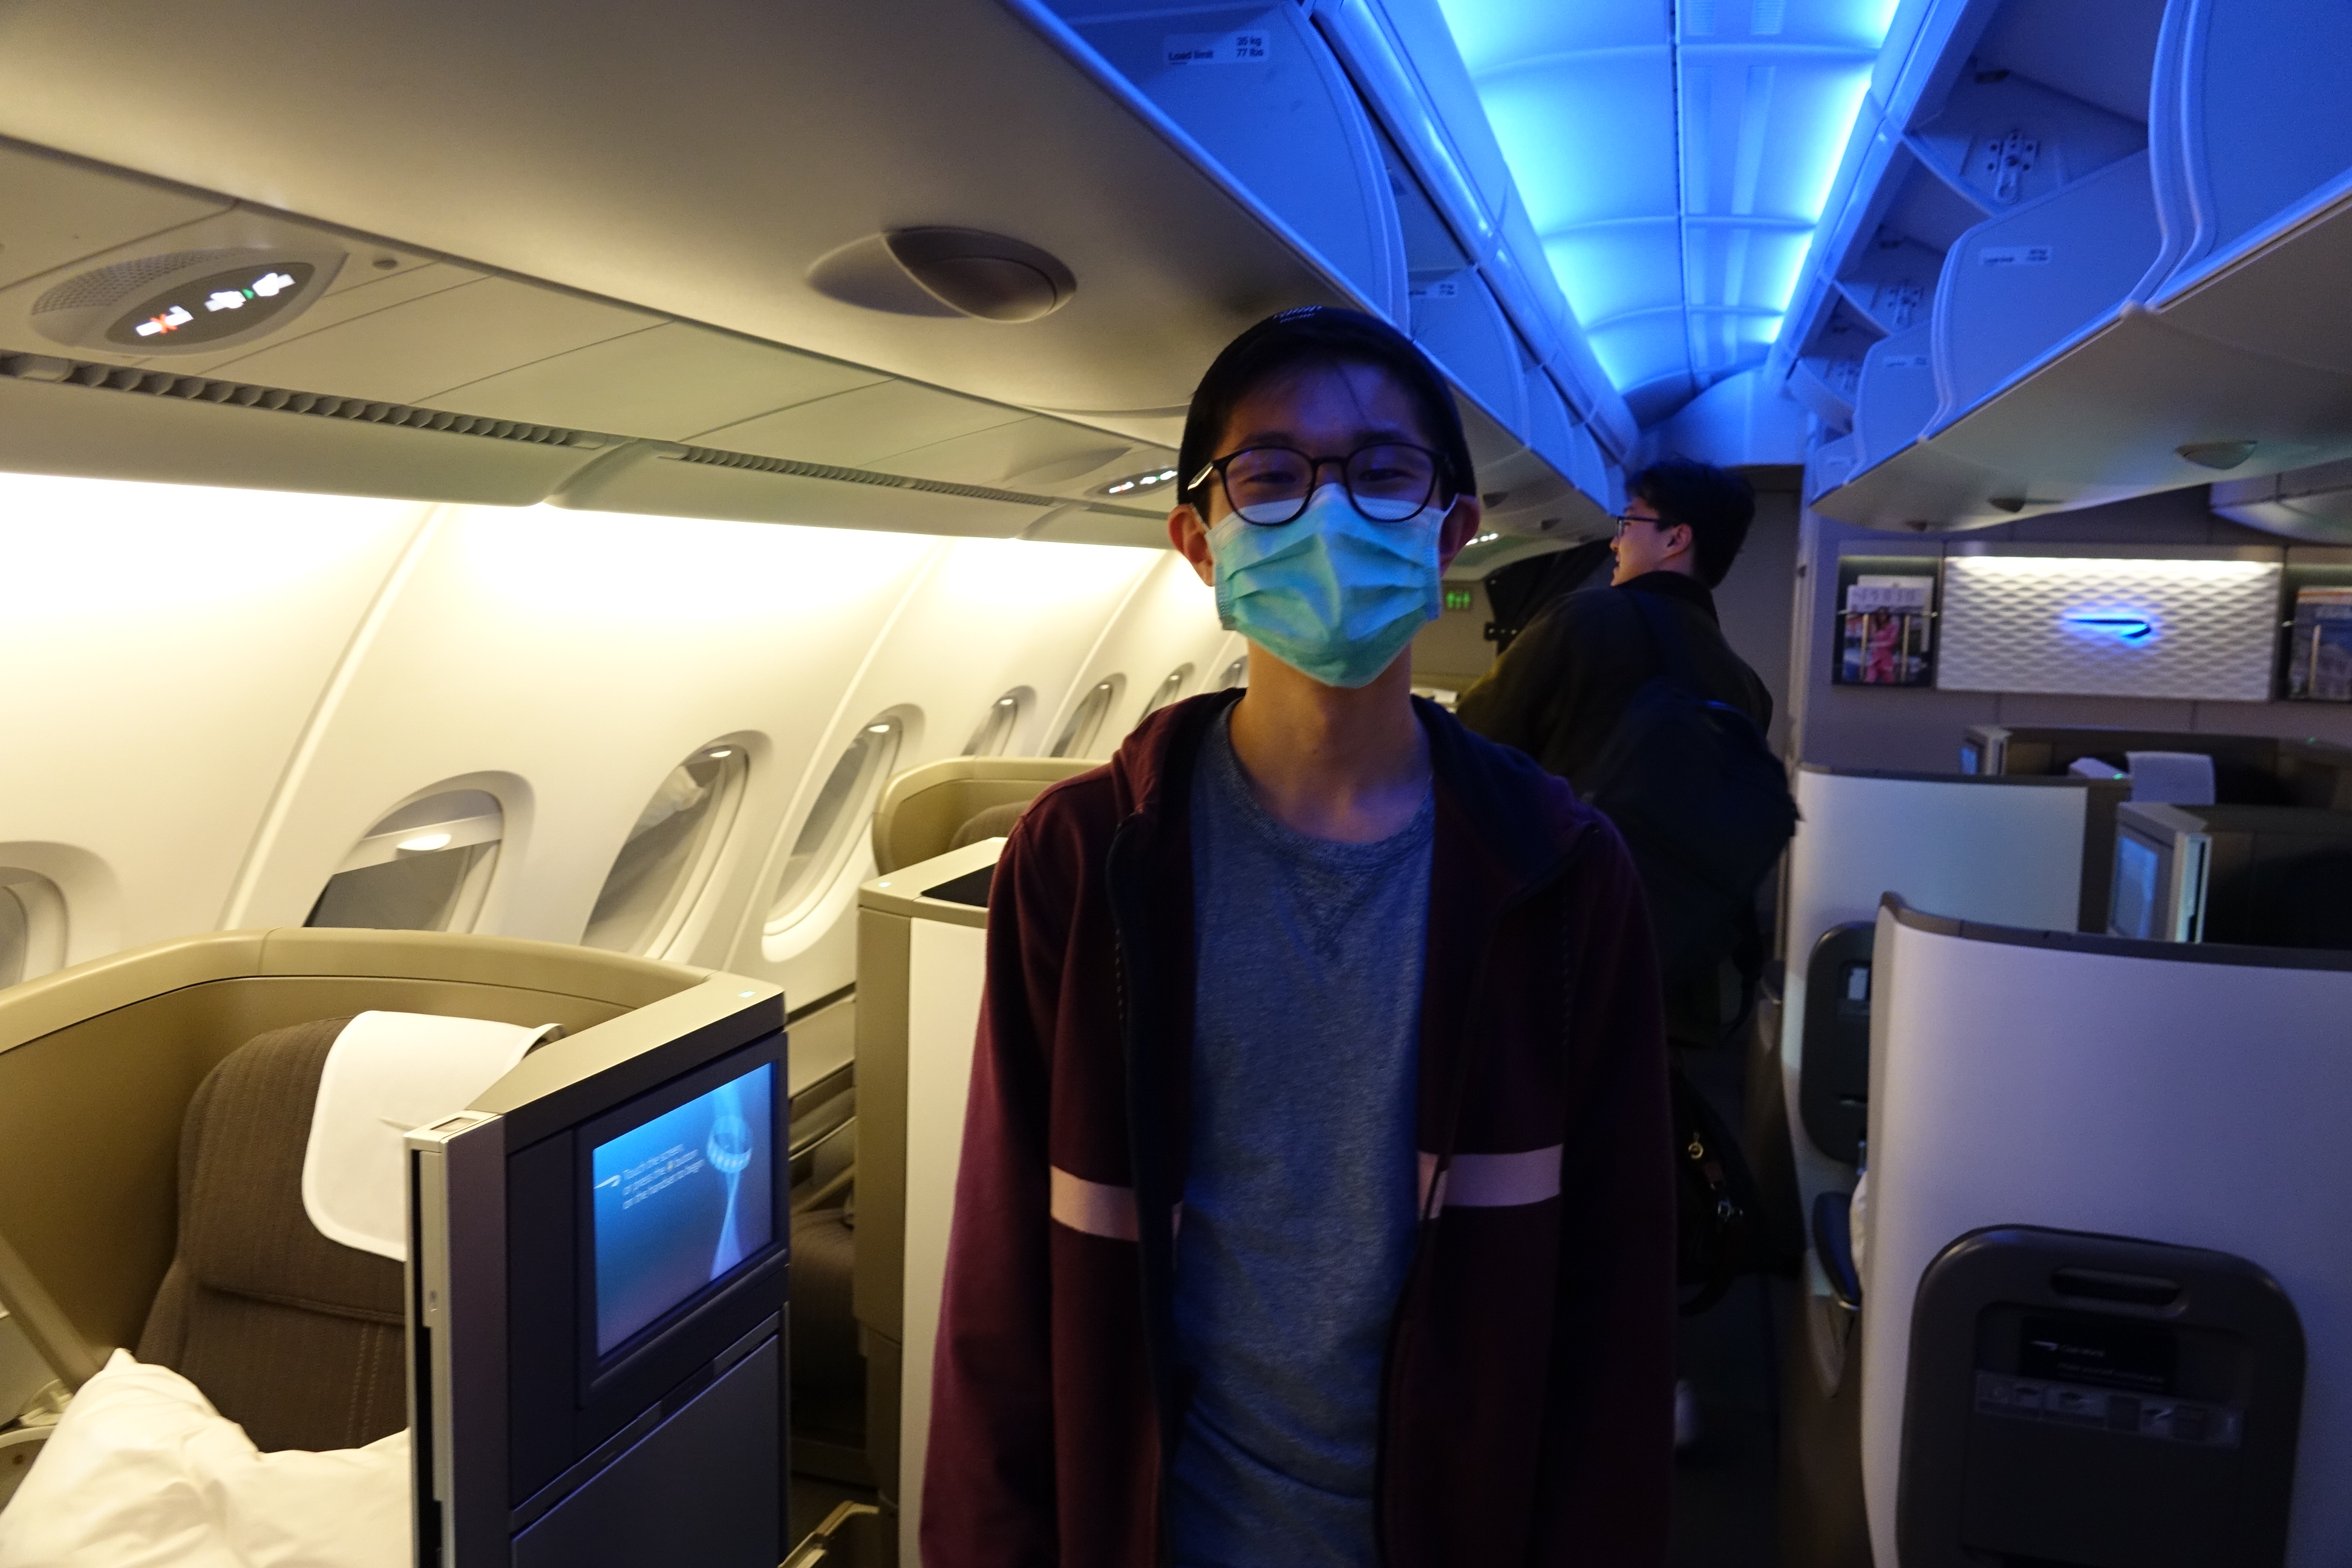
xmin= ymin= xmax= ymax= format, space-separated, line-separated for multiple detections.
xmin=589 ymin=1060 xmax=776 ymax=1356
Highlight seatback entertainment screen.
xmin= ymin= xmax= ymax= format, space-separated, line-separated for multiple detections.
xmin=590 ymin=1060 xmax=776 ymax=1356
xmin=2109 ymin=829 xmax=2166 ymax=941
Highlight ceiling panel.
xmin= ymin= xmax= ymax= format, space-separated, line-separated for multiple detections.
xmin=1434 ymin=0 xmax=1900 ymax=425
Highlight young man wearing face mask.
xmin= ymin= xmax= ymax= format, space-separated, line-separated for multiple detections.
xmin=923 ymin=307 xmax=1674 ymax=1568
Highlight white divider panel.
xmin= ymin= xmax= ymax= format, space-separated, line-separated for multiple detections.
xmin=1781 ymin=768 xmax=2089 ymax=1192
xmin=1861 ymin=909 xmax=2352 ymax=1567
xmin=897 ymin=914 xmax=990 ymax=1568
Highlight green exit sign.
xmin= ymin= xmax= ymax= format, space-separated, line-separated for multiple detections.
xmin=1443 ymin=587 xmax=1474 ymax=612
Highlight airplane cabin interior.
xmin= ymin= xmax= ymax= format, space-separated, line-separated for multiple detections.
xmin=0 ymin=0 xmax=2347 ymax=1564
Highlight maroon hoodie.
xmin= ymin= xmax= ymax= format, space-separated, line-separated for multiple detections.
xmin=923 ymin=689 xmax=1674 ymax=1567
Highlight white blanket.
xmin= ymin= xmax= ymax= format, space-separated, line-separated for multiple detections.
xmin=0 ymin=1352 xmax=408 ymax=1568
xmin=301 ymin=1011 xmax=558 ymax=1262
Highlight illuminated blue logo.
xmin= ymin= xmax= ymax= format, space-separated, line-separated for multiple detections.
xmin=2062 ymin=612 xmax=2158 ymax=645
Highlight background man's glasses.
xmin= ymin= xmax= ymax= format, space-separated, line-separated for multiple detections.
xmin=1190 ymin=443 xmax=1443 ymax=526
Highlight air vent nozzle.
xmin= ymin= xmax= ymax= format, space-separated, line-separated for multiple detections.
xmin=808 ymin=227 xmax=1075 ymax=323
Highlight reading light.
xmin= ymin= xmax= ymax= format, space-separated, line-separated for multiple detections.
xmin=397 ymin=832 xmax=453 ymax=852
xmin=868 ymin=724 xmax=891 ymax=734
xmin=1103 ymin=467 xmax=1181 ymax=497
xmin=707 ymin=747 xmax=734 ymax=759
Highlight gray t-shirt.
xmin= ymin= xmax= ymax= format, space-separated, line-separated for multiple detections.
xmin=1169 ymin=710 xmax=1434 ymax=1568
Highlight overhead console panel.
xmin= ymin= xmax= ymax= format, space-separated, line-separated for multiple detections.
xmin=0 ymin=141 xmax=1173 ymax=541
xmin=1775 ymin=0 xmax=2352 ymax=531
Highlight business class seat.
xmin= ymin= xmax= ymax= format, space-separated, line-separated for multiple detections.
xmin=0 ymin=929 xmax=705 ymax=1483
xmin=136 ymin=1016 xmax=405 ymax=1452
xmin=870 ymin=757 xmax=1091 ymax=874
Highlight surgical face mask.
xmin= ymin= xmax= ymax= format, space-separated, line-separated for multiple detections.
xmin=1209 ymin=482 xmax=1445 ymax=689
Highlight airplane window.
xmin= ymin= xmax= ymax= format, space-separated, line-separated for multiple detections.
xmin=962 ymin=690 xmax=1029 ymax=757
xmin=584 ymin=743 xmax=750 ymax=955
xmin=1136 ymin=665 xmax=1194 ymax=724
xmin=309 ymin=789 xmax=503 ymax=933
xmin=0 ymin=871 xmax=65 ymax=988
xmin=768 ymin=717 xmax=904 ymax=930
xmin=1215 ymin=655 xmax=1249 ymax=690
xmin=1050 ymin=677 xmax=1125 ymax=759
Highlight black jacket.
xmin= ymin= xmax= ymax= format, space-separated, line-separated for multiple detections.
xmin=1454 ymin=572 xmax=1772 ymax=792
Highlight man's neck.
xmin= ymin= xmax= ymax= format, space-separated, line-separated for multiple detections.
xmin=1224 ymin=648 xmax=1432 ymax=843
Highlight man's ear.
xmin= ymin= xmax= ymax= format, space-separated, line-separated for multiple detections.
xmin=1436 ymin=494 xmax=1485 ymax=572
xmin=1169 ymin=503 xmax=1215 ymax=586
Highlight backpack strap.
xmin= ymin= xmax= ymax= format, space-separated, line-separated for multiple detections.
xmin=1621 ymin=586 xmax=1707 ymax=697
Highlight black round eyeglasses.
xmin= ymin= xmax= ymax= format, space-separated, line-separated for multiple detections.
xmin=1187 ymin=443 xmax=1445 ymax=526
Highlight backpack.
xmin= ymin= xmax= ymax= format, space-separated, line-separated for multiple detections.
xmin=1578 ymin=590 xmax=1797 ymax=1004
xmin=1576 ymin=589 xmax=1798 ymax=1309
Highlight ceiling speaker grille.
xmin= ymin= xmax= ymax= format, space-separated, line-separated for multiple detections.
xmin=31 ymin=252 xmax=246 ymax=314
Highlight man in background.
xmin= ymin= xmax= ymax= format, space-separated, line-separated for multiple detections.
xmin=1456 ymin=457 xmax=1772 ymax=1048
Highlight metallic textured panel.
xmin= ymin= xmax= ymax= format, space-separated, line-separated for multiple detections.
xmin=1937 ymin=557 xmax=2281 ymax=701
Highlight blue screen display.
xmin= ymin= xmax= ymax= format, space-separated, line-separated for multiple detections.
xmin=590 ymin=1061 xmax=775 ymax=1356
xmin=2111 ymin=832 xmax=2165 ymax=941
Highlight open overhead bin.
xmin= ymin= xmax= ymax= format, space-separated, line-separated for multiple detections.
xmin=1777 ymin=0 xmax=2352 ymax=530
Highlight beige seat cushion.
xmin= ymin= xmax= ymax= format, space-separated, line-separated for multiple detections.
xmin=136 ymin=1018 xmax=405 ymax=1453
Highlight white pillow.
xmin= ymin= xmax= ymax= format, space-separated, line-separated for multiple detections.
xmin=0 ymin=1351 xmax=408 ymax=1568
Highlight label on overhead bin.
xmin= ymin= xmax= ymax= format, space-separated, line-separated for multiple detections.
xmin=1979 ymin=244 xmax=2054 ymax=267
xmin=1880 ymin=353 xmax=1930 ymax=370
xmin=1165 ymin=31 xmax=1272 ymax=65
xmin=1409 ymin=278 xmax=1461 ymax=299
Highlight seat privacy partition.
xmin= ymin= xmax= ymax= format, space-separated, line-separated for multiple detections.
xmin=0 ymin=927 xmax=702 ymax=1394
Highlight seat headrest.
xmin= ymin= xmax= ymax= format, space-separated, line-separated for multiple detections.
xmin=948 ymin=799 xmax=1031 ymax=852
xmin=301 ymin=1011 xmax=558 ymax=1262
xmin=2126 ymin=750 xmax=2218 ymax=806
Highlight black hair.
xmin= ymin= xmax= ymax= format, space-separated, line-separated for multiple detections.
xmin=1631 ymin=456 xmax=1755 ymax=587
xmin=1176 ymin=306 xmax=1475 ymax=515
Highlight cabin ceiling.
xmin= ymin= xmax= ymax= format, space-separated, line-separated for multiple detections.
xmin=1433 ymin=0 xmax=1900 ymax=426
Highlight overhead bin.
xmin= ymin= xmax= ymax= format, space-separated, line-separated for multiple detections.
xmin=1780 ymin=0 xmax=2352 ymax=529
xmin=1029 ymin=0 xmax=1616 ymax=529
xmin=1310 ymin=0 xmax=1638 ymax=461
xmin=2212 ymin=456 xmax=2352 ymax=543
xmin=1408 ymin=269 xmax=1524 ymax=436
xmin=1039 ymin=0 xmax=1406 ymax=325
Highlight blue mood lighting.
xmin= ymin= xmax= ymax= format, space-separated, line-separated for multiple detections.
xmin=590 ymin=1061 xmax=776 ymax=1355
xmin=2062 ymin=611 xmax=2160 ymax=645
xmin=1431 ymin=0 xmax=1901 ymax=423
